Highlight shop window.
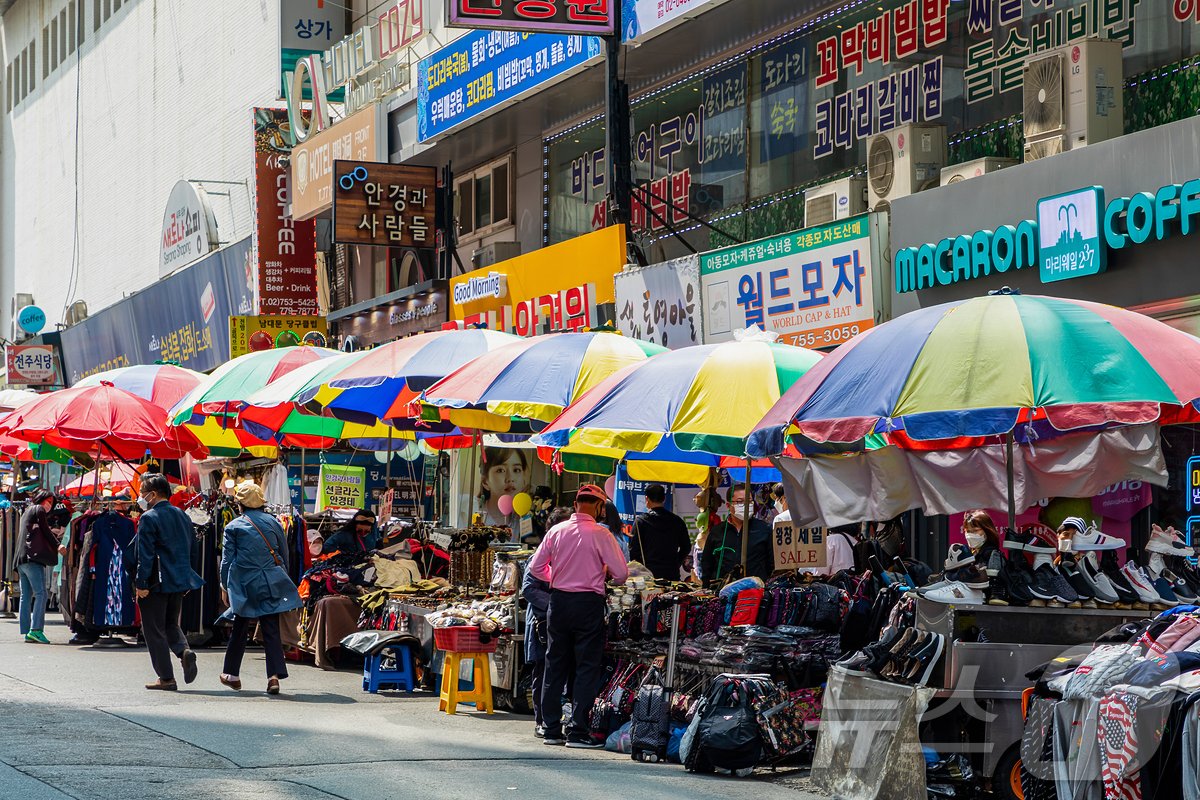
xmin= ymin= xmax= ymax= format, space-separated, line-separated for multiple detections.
xmin=50 ymin=17 xmax=59 ymax=72
xmin=93 ymin=0 xmax=101 ymax=32
xmin=59 ymin=9 xmax=68 ymax=62
xmin=454 ymin=155 xmax=513 ymax=241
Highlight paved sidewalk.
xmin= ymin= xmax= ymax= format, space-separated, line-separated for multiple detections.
xmin=0 ymin=617 xmax=823 ymax=800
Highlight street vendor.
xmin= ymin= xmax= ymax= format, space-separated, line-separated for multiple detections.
xmin=320 ymin=508 xmax=379 ymax=555
xmin=700 ymin=483 xmax=772 ymax=583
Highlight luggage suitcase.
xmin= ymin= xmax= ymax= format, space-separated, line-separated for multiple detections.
xmin=631 ymin=597 xmax=682 ymax=763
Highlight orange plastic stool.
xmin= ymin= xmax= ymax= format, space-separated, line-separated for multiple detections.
xmin=437 ymin=651 xmax=494 ymax=715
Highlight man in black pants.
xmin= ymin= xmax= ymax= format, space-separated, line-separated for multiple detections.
xmin=527 ymin=484 xmax=629 ymax=748
xmin=134 ymin=474 xmax=204 ymax=690
xmin=630 ymin=484 xmax=691 ymax=580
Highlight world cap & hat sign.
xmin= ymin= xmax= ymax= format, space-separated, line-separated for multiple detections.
xmin=894 ymin=179 xmax=1200 ymax=293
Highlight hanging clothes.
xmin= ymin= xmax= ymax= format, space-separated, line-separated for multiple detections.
xmin=89 ymin=512 xmax=136 ymax=629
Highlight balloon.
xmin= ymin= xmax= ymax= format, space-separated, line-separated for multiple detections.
xmin=604 ymin=475 xmax=616 ymax=500
xmin=497 ymin=494 xmax=514 ymax=516
xmin=512 ymin=492 xmax=532 ymax=517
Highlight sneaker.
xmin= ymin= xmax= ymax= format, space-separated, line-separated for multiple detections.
xmin=1036 ymin=563 xmax=1079 ymax=604
xmin=922 ymin=581 xmax=985 ymax=605
xmin=944 ymin=544 xmax=975 ymax=570
xmin=1027 ymin=562 xmax=1058 ymax=602
xmin=1146 ymin=525 xmax=1191 ymax=556
xmin=1153 ymin=576 xmax=1180 ymax=607
xmin=1121 ymin=562 xmax=1164 ymax=606
xmin=565 ymin=736 xmax=604 ymax=749
xmin=1002 ymin=554 xmax=1036 ymax=606
xmin=543 ymin=736 xmax=566 ymax=746
xmin=534 ymin=725 xmax=547 ymax=739
xmin=1067 ymin=521 xmax=1124 ymax=552
xmin=903 ymin=632 xmax=945 ymax=686
xmin=24 ymin=630 xmax=50 ymax=644
xmin=1006 ymin=528 xmax=1059 ymax=555
xmin=1162 ymin=569 xmax=1198 ymax=602
xmin=1064 ymin=558 xmax=1112 ymax=605
xmin=1096 ymin=555 xmax=1140 ymax=606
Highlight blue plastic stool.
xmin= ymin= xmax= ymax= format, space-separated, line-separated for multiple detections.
xmin=362 ymin=643 xmax=416 ymax=693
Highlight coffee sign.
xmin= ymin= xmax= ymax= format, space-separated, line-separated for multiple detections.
xmin=159 ymin=180 xmax=219 ymax=278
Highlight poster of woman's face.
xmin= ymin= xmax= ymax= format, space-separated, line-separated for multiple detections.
xmin=480 ymin=447 xmax=531 ymax=524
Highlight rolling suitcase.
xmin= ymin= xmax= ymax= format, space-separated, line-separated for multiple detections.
xmin=631 ymin=597 xmax=682 ymax=762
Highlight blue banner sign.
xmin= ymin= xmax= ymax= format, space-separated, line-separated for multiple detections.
xmin=417 ymin=29 xmax=602 ymax=142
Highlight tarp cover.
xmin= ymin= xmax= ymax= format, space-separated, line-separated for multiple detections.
xmin=774 ymin=424 xmax=1166 ymax=528
xmin=811 ymin=666 xmax=935 ymax=800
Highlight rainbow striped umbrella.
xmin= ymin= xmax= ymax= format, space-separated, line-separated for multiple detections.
xmin=748 ymin=294 xmax=1200 ymax=458
xmin=534 ymin=339 xmax=823 ymax=459
xmin=418 ymin=332 xmax=665 ymax=431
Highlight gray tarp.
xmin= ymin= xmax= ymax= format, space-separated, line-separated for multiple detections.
xmin=774 ymin=424 xmax=1166 ymax=528
xmin=811 ymin=666 xmax=935 ymax=800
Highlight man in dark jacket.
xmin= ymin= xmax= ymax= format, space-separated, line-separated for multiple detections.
xmin=523 ymin=506 xmax=570 ymax=738
xmin=15 ymin=490 xmax=60 ymax=643
xmin=630 ymin=484 xmax=691 ymax=580
xmin=135 ymin=474 xmax=204 ymax=690
xmin=699 ymin=483 xmax=772 ymax=584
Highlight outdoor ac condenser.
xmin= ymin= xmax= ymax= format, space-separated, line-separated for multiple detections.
xmin=866 ymin=123 xmax=947 ymax=211
xmin=1023 ymin=38 xmax=1123 ymax=162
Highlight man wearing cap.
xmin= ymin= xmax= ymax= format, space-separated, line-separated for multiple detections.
xmin=528 ymin=484 xmax=629 ymax=748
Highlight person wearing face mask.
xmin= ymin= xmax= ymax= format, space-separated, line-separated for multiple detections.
xmin=320 ymin=509 xmax=379 ymax=555
xmin=133 ymin=473 xmax=204 ymax=691
xmin=961 ymin=509 xmax=1004 ymax=575
xmin=699 ymin=483 xmax=773 ymax=584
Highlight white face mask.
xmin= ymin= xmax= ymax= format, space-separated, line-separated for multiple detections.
xmin=137 ymin=496 xmax=150 ymax=511
xmin=965 ymin=532 xmax=985 ymax=550
xmin=774 ymin=500 xmax=785 ymax=514
xmin=729 ymin=501 xmax=745 ymax=521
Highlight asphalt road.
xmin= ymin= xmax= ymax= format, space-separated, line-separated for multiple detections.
xmin=0 ymin=616 xmax=822 ymax=800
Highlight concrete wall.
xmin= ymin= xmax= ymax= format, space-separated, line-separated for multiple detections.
xmin=1 ymin=0 xmax=282 ymax=335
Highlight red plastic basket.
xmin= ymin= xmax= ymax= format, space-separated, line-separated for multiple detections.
xmin=433 ymin=625 xmax=498 ymax=653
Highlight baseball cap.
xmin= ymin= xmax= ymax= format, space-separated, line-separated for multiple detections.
xmin=576 ymin=484 xmax=607 ymax=503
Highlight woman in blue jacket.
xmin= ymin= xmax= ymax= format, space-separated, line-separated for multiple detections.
xmin=219 ymin=481 xmax=302 ymax=695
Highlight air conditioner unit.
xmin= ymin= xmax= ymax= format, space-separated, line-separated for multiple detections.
xmin=471 ymin=241 xmax=521 ymax=269
xmin=866 ymin=123 xmax=947 ymax=211
xmin=10 ymin=292 xmax=34 ymax=342
xmin=66 ymin=300 xmax=89 ymax=326
xmin=804 ymin=178 xmax=867 ymax=228
xmin=1023 ymin=38 xmax=1123 ymax=162
xmin=940 ymin=157 xmax=1020 ymax=186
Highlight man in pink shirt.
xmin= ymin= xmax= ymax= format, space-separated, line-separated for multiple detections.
xmin=529 ymin=483 xmax=628 ymax=748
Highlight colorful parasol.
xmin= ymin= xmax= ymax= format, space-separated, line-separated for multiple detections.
xmin=77 ymin=364 xmax=205 ymax=411
xmin=418 ymin=331 xmax=666 ymax=430
xmin=747 ymin=293 xmax=1200 ymax=457
xmin=0 ymin=382 xmax=204 ymax=460
xmin=534 ymin=339 xmax=823 ymax=459
xmin=61 ymin=463 xmax=179 ymax=497
xmin=298 ymin=329 xmax=518 ymax=425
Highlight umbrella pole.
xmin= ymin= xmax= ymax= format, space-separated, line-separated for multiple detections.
xmin=384 ymin=427 xmax=393 ymax=495
xmin=741 ymin=457 xmax=752 ymax=574
xmin=300 ymin=447 xmax=307 ymax=514
xmin=1006 ymin=434 xmax=1016 ymax=533
xmin=468 ymin=435 xmax=480 ymax=525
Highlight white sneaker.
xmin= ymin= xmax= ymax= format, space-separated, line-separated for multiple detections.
xmin=1068 ymin=521 xmax=1124 ymax=552
xmin=921 ymin=581 xmax=985 ymax=605
xmin=1122 ymin=562 xmax=1163 ymax=605
xmin=1146 ymin=524 xmax=1191 ymax=556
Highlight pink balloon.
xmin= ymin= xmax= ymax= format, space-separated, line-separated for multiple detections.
xmin=604 ymin=475 xmax=616 ymax=500
xmin=497 ymin=494 xmax=514 ymax=516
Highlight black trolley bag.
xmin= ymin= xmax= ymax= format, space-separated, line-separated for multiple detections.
xmin=630 ymin=595 xmax=683 ymax=762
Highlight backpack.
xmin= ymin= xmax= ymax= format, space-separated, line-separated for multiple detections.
xmin=629 ymin=670 xmax=672 ymax=763
xmin=685 ymin=675 xmax=768 ymax=775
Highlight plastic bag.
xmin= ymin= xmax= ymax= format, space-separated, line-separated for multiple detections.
xmin=605 ymin=721 xmax=632 ymax=753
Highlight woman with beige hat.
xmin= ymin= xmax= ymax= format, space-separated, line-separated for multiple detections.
xmin=219 ymin=481 xmax=302 ymax=694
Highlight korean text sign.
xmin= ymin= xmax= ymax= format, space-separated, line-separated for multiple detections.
xmin=614 ymin=256 xmax=701 ymax=349
xmin=772 ymin=517 xmax=827 ymax=570
xmin=417 ymin=28 xmax=602 ymax=141
xmin=448 ymin=0 xmax=615 ymax=35
xmin=332 ymin=161 xmax=438 ymax=248
xmin=5 ymin=345 xmax=57 ymax=385
xmin=318 ymin=464 xmax=367 ymax=511
xmin=701 ymin=215 xmax=880 ymax=348
xmin=229 ymin=316 xmax=328 ymax=359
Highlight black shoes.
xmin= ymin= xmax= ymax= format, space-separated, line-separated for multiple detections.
xmin=841 ymin=626 xmax=944 ymax=687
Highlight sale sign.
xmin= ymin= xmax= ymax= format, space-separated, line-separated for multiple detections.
xmin=772 ymin=515 xmax=827 ymax=571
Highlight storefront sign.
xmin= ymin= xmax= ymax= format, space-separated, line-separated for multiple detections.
xmin=613 ymin=464 xmax=671 ymax=536
xmin=448 ymin=0 xmax=614 ymax=35
xmin=417 ymin=28 xmax=602 ymax=142
xmin=229 ymin=316 xmax=328 ymax=359
xmin=58 ymin=239 xmax=256 ymax=381
xmin=5 ymin=344 xmax=57 ymax=385
xmin=449 ymin=226 xmax=624 ymax=335
xmin=254 ymin=108 xmax=319 ymax=315
xmin=291 ymin=104 xmax=384 ymax=222
xmin=453 ymin=272 xmax=507 ymax=304
xmin=1092 ymin=479 xmax=1151 ymax=523
xmin=895 ymin=179 xmax=1200 ymax=294
xmin=15 ymin=304 xmax=46 ymax=334
xmin=337 ymin=291 xmax=448 ymax=343
xmin=772 ymin=517 xmax=826 ymax=570
xmin=620 ymin=0 xmax=728 ymax=42
xmin=283 ymin=0 xmax=423 ymax=144
xmin=332 ymin=161 xmax=437 ymax=248
xmin=318 ymin=464 xmax=367 ymax=511
xmin=279 ymin=0 xmax=347 ymax=100
xmin=614 ymin=256 xmax=700 ymax=348
xmin=159 ymin=180 xmax=219 ymax=278
xmin=701 ymin=215 xmax=882 ymax=348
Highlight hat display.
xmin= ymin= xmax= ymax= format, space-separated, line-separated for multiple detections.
xmin=234 ymin=481 xmax=265 ymax=509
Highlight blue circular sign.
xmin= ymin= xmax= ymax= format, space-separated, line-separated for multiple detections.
xmin=16 ymin=305 xmax=46 ymax=334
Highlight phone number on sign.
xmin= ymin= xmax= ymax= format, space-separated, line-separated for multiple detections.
xmin=779 ymin=322 xmax=867 ymax=349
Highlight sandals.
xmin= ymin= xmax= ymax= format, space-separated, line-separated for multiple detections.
xmin=219 ymin=674 xmax=242 ymax=691
xmin=267 ymin=677 xmax=280 ymax=695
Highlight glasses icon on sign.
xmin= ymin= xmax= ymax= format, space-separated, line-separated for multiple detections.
xmin=339 ymin=166 xmax=369 ymax=191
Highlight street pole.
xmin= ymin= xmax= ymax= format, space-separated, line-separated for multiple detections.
xmin=605 ymin=3 xmax=643 ymax=266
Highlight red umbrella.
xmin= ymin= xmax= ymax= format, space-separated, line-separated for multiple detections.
xmin=0 ymin=382 xmax=205 ymax=461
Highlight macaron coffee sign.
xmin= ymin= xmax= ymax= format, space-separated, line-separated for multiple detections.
xmin=894 ymin=179 xmax=1200 ymax=293
xmin=160 ymin=180 xmax=219 ymax=278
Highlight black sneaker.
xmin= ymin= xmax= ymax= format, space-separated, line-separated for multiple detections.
xmin=181 ymin=649 xmax=198 ymax=685
xmin=1058 ymin=561 xmax=1098 ymax=608
xmin=1100 ymin=559 xmax=1142 ymax=606
xmin=1001 ymin=554 xmax=1035 ymax=606
xmin=565 ymin=735 xmax=604 ymax=749
xmin=902 ymin=632 xmax=945 ymax=686
xmin=1039 ymin=563 xmax=1080 ymax=605
xmin=1028 ymin=563 xmax=1059 ymax=602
